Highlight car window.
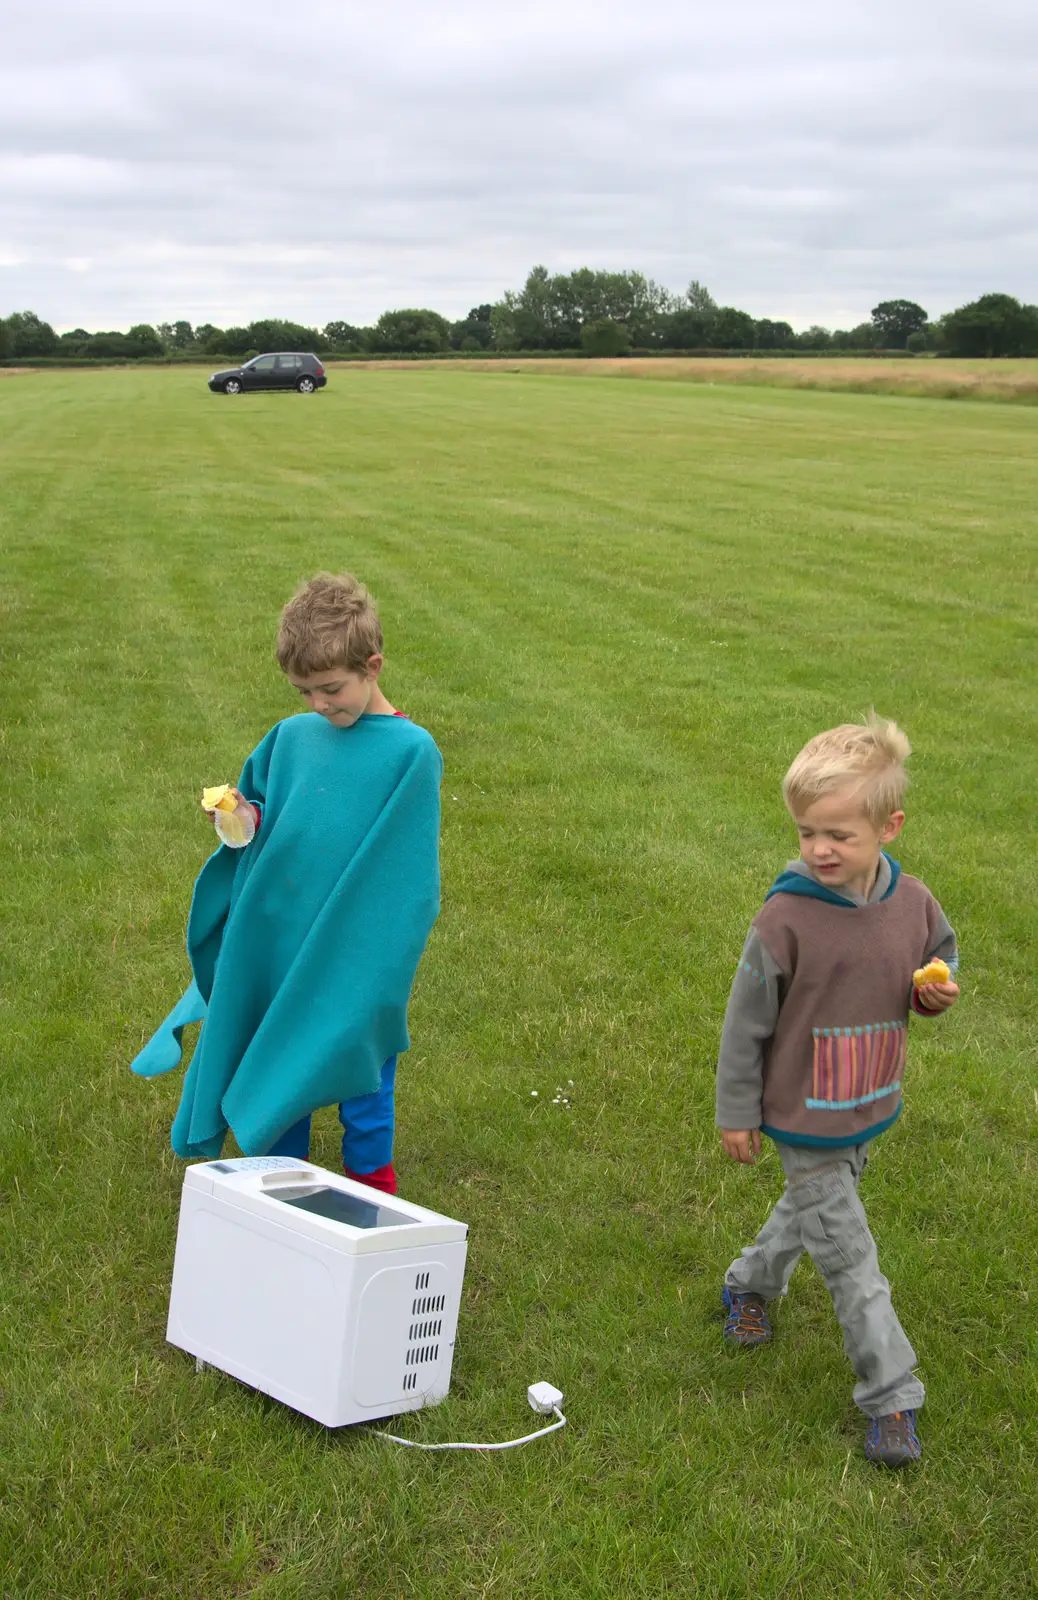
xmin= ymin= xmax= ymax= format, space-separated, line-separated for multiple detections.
xmin=276 ymin=355 xmax=301 ymax=371
xmin=252 ymin=356 xmax=277 ymax=372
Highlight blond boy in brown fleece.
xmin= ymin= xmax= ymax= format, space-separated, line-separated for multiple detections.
xmin=716 ymin=715 xmax=959 ymax=1467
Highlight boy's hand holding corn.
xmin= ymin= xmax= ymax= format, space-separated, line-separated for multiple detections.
xmin=201 ymin=784 xmax=245 ymax=816
xmin=912 ymin=957 xmax=960 ymax=1013
xmin=201 ymin=784 xmax=256 ymax=848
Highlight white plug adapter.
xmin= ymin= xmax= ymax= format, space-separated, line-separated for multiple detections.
xmin=527 ymin=1381 xmax=564 ymax=1415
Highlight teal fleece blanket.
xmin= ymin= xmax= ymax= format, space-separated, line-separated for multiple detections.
xmin=131 ymin=712 xmax=442 ymax=1159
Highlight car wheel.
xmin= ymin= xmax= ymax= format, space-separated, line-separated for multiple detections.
xmin=297 ymin=376 xmax=317 ymax=394
xmin=224 ymin=378 xmax=243 ymax=395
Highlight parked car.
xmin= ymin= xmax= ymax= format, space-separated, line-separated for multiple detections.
xmin=208 ymin=352 xmax=327 ymax=395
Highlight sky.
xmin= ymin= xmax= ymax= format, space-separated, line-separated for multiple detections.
xmin=2 ymin=0 xmax=1036 ymax=334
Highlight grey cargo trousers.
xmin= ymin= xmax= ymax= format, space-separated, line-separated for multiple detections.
xmin=724 ymin=1141 xmax=924 ymax=1418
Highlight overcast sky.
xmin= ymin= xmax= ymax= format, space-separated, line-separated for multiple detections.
xmin=2 ymin=0 xmax=1035 ymax=333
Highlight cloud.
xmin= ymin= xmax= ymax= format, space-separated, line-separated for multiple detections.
xmin=1 ymin=0 xmax=1035 ymax=331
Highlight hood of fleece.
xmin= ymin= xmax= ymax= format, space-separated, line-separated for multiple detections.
xmin=764 ymin=852 xmax=901 ymax=908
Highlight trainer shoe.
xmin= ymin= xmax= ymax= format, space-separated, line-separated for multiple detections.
xmin=865 ymin=1410 xmax=922 ymax=1467
xmin=722 ymin=1287 xmax=772 ymax=1347
xmin=345 ymin=1161 xmax=397 ymax=1195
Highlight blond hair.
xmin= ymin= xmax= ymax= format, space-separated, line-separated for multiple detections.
xmin=782 ymin=713 xmax=911 ymax=825
xmin=276 ymin=572 xmax=383 ymax=676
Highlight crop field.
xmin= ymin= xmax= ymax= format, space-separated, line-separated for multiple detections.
xmin=1 ymin=366 xmax=1036 ymax=1598
xmin=345 ymin=354 xmax=1038 ymax=404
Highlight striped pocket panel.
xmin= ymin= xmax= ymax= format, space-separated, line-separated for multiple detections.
xmin=808 ymin=1021 xmax=907 ymax=1111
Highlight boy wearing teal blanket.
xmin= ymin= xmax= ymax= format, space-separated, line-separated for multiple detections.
xmin=132 ymin=573 xmax=442 ymax=1194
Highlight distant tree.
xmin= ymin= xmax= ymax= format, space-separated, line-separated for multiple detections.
xmin=598 ymin=274 xmax=678 ymax=347
xmin=754 ymin=319 xmax=795 ymax=349
xmin=660 ymin=308 xmax=713 ymax=348
xmin=830 ymin=322 xmax=876 ymax=350
xmin=371 ymin=308 xmax=451 ymax=353
xmin=449 ymin=305 xmax=494 ymax=350
xmin=493 ymin=268 xmax=680 ymax=351
xmin=158 ymin=319 xmax=196 ymax=350
xmin=940 ymin=293 xmax=1038 ymax=357
xmin=796 ymin=325 xmax=832 ymax=350
xmin=0 ymin=318 xmax=11 ymax=359
xmin=245 ymin=318 xmax=322 ymax=352
xmin=709 ymin=307 xmax=756 ymax=349
xmin=6 ymin=310 xmax=58 ymax=356
xmin=125 ymin=324 xmax=164 ymax=357
xmin=925 ymin=316 xmax=947 ymax=352
xmin=57 ymin=329 xmax=90 ymax=355
xmin=492 ymin=265 xmax=560 ymax=349
xmin=490 ymin=301 xmax=520 ymax=350
xmin=905 ymin=330 xmax=928 ymax=353
xmin=83 ymin=332 xmax=130 ymax=358
xmin=580 ymin=319 xmax=632 ymax=357
xmin=552 ymin=268 xmax=606 ymax=343
xmin=221 ymin=326 xmax=254 ymax=356
xmin=323 ymin=320 xmax=368 ymax=352
xmin=195 ymin=325 xmax=227 ymax=354
xmin=870 ymin=299 xmax=928 ymax=350
xmin=686 ymin=280 xmax=717 ymax=314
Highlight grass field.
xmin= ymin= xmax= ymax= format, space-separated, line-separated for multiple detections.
xmin=1 ymin=366 xmax=1036 ymax=1599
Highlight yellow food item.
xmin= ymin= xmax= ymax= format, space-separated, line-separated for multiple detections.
xmin=201 ymin=784 xmax=238 ymax=814
xmin=913 ymin=958 xmax=951 ymax=988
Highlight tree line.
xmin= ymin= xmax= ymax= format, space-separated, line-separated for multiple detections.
xmin=2 ymin=275 xmax=1037 ymax=361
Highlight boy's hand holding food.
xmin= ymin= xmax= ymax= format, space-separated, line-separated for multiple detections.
xmin=201 ymin=784 xmax=245 ymax=816
xmin=912 ymin=957 xmax=960 ymax=1012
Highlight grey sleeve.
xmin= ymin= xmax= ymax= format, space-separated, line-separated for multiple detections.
xmin=911 ymin=906 xmax=960 ymax=1016
xmin=926 ymin=908 xmax=959 ymax=972
xmin=715 ymin=928 xmax=786 ymax=1130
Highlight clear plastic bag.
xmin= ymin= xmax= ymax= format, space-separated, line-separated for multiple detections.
xmin=213 ymin=798 xmax=256 ymax=849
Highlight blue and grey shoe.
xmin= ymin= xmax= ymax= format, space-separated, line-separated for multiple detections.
xmin=721 ymin=1287 xmax=773 ymax=1347
xmin=865 ymin=1410 xmax=922 ymax=1467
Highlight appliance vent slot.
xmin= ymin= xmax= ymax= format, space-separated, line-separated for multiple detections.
xmin=411 ymin=1293 xmax=446 ymax=1316
xmin=404 ymin=1343 xmax=440 ymax=1367
xmin=408 ymin=1318 xmax=443 ymax=1342
xmin=415 ymin=1271 xmax=430 ymax=1290
xmin=402 ymin=1371 xmax=418 ymax=1392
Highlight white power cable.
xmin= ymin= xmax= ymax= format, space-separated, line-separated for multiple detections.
xmin=375 ymin=1394 xmax=567 ymax=1453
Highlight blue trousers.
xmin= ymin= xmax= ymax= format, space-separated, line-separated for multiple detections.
xmin=266 ymin=1056 xmax=396 ymax=1172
